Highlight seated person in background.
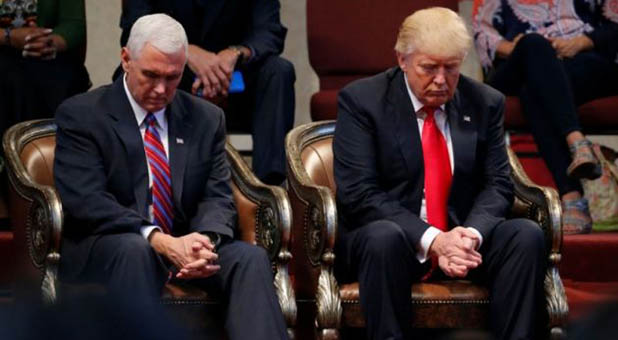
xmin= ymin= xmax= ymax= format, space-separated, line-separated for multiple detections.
xmin=54 ymin=14 xmax=288 ymax=340
xmin=473 ymin=0 xmax=618 ymax=234
xmin=333 ymin=7 xmax=545 ymax=340
xmin=116 ymin=0 xmax=296 ymax=186
xmin=0 ymin=0 xmax=90 ymax=139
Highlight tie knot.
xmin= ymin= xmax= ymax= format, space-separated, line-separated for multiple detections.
xmin=422 ymin=106 xmax=438 ymax=120
xmin=144 ymin=112 xmax=157 ymax=127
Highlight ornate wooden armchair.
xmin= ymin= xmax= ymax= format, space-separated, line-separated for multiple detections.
xmin=286 ymin=120 xmax=568 ymax=339
xmin=3 ymin=119 xmax=296 ymax=338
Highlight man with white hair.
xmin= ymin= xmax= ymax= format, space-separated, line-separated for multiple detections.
xmin=54 ymin=14 xmax=288 ymax=339
xmin=333 ymin=7 xmax=545 ymax=340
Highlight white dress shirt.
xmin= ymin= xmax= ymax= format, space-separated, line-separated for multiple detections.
xmin=123 ymin=75 xmax=169 ymax=239
xmin=403 ymin=74 xmax=483 ymax=262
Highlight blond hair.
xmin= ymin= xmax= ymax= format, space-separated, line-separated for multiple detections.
xmin=394 ymin=7 xmax=471 ymax=58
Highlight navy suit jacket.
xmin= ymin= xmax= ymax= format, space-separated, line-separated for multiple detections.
xmin=54 ymin=78 xmax=237 ymax=279
xmin=333 ymin=67 xmax=514 ymax=247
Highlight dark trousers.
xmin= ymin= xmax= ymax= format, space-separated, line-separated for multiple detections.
xmin=335 ymin=219 xmax=545 ymax=340
xmin=488 ymin=33 xmax=618 ymax=195
xmin=80 ymin=233 xmax=289 ymax=340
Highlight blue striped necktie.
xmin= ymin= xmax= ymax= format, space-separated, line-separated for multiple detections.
xmin=143 ymin=113 xmax=174 ymax=233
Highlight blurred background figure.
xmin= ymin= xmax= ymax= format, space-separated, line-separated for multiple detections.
xmin=0 ymin=0 xmax=91 ymax=140
xmin=473 ymin=0 xmax=618 ymax=234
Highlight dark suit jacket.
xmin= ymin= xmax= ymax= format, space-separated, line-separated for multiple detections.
xmin=333 ymin=67 xmax=514 ymax=247
xmin=54 ymin=78 xmax=237 ymax=279
xmin=119 ymin=0 xmax=286 ymax=66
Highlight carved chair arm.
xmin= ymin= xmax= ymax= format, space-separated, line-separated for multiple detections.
xmin=225 ymin=142 xmax=296 ymax=327
xmin=2 ymin=120 xmax=63 ymax=305
xmin=507 ymin=146 xmax=567 ymax=338
xmin=285 ymin=122 xmax=342 ymax=331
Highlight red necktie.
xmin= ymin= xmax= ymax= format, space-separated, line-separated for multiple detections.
xmin=144 ymin=113 xmax=174 ymax=234
xmin=421 ymin=107 xmax=452 ymax=231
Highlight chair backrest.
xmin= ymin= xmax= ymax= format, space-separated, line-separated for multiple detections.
xmin=300 ymin=137 xmax=336 ymax=193
xmin=19 ymin=136 xmax=56 ymax=187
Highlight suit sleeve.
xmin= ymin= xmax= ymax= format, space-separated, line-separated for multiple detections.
xmin=54 ymin=101 xmax=152 ymax=236
xmin=333 ymin=88 xmax=430 ymax=246
xmin=189 ymin=111 xmax=237 ymax=238
xmin=242 ymin=0 xmax=287 ymax=65
xmin=463 ymin=94 xmax=514 ymax=238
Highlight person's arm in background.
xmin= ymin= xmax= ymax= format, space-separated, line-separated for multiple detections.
xmin=237 ymin=0 xmax=286 ymax=66
xmin=10 ymin=0 xmax=87 ymax=59
xmin=472 ymin=0 xmax=510 ymax=70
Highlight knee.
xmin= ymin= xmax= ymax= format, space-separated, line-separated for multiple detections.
xmin=260 ymin=56 xmax=296 ymax=83
xmin=512 ymin=219 xmax=545 ymax=255
xmin=360 ymin=221 xmax=409 ymax=258
xmin=234 ymin=242 xmax=272 ymax=270
xmin=110 ymin=234 xmax=156 ymax=266
xmin=516 ymin=33 xmax=554 ymax=56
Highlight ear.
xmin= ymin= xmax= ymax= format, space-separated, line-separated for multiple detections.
xmin=396 ymin=51 xmax=408 ymax=71
xmin=120 ymin=47 xmax=131 ymax=74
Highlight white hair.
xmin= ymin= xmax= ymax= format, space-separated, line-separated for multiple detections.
xmin=395 ymin=7 xmax=471 ymax=59
xmin=126 ymin=13 xmax=188 ymax=59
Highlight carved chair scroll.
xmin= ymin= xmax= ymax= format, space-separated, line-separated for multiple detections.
xmin=285 ymin=120 xmax=568 ymax=340
xmin=3 ymin=119 xmax=296 ymax=338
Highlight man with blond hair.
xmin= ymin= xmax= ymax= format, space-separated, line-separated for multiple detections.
xmin=333 ymin=7 xmax=544 ymax=340
xmin=54 ymin=14 xmax=288 ymax=339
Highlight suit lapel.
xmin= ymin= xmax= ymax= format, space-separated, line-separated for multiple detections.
xmin=446 ymin=90 xmax=477 ymax=225
xmin=167 ymin=97 xmax=193 ymax=219
xmin=389 ymin=70 xmax=423 ymax=179
xmin=106 ymin=79 xmax=150 ymax=218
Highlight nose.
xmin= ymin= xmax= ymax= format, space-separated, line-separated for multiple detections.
xmin=153 ymin=80 xmax=166 ymax=95
xmin=433 ymin=68 xmax=446 ymax=85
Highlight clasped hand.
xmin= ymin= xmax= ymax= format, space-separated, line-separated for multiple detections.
xmin=429 ymin=227 xmax=482 ymax=278
xmin=188 ymin=44 xmax=240 ymax=99
xmin=151 ymin=231 xmax=220 ymax=279
xmin=9 ymin=22 xmax=57 ymax=59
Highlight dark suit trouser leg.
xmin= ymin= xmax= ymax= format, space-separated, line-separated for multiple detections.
xmin=337 ymin=220 xmax=426 ymax=340
xmin=81 ymin=233 xmax=169 ymax=301
xmin=473 ymin=218 xmax=546 ymax=340
xmin=249 ymin=56 xmax=296 ymax=184
xmin=195 ymin=240 xmax=288 ymax=340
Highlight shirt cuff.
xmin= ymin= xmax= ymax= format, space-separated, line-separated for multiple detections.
xmin=466 ymin=227 xmax=483 ymax=249
xmin=416 ymin=226 xmax=442 ymax=263
xmin=140 ymin=225 xmax=162 ymax=240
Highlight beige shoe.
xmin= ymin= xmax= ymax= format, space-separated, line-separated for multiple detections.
xmin=567 ymin=139 xmax=601 ymax=180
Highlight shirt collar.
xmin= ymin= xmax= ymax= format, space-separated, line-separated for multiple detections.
xmin=123 ymin=74 xmax=167 ymax=129
xmin=403 ymin=73 xmax=446 ymax=117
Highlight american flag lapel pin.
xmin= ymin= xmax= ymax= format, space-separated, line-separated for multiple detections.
xmin=176 ymin=138 xmax=184 ymax=144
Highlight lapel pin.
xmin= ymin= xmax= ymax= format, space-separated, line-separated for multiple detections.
xmin=176 ymin=138 xmax=184 ymax=144
xmin=463 ymin=115 xmax=471 ymax=122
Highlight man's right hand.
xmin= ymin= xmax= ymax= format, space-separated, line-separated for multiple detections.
xmin=187 ymin=44 xmax=232 ymax=98
xmin=149 ymin=231 xmax=220 ymax=279
xmin=429 ymin=227 xmax=482 ymax=278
